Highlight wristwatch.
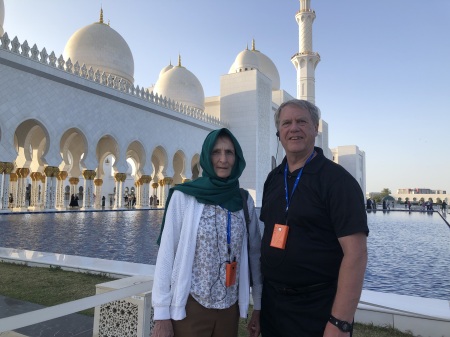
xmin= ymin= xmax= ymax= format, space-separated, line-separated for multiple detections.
xmin=328 ymin=315 xmax=353 ymax=332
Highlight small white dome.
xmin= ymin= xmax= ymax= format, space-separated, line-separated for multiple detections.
xmin=153 ymin=58 xmax=205 ymax=112
xmin=63 ymin=13 xmax=134 ymax=84
xmin=159 ymin=62 xmax=174 ymax=78
xmin=229 ymin=40 xmax=280 ymax=91
xmin=229 ymin=48 xmax=260 ymax=73
xmin=0 ymin=0 xmax=5 ymax=37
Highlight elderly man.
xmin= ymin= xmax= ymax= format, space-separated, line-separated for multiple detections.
xmin=260 ymin=99 xmax=368 ymax=337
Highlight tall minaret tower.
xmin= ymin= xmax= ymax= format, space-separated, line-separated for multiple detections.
xmin=291 ymin=0 xmax=320 ymax=104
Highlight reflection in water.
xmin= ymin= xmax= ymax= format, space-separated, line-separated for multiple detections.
xmin=0 ymin=211 xmax=163 ymax=265
xmin=0 ymin=210 xmax=449 ymax=300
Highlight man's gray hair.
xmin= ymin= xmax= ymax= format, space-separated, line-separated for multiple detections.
xmin=274 ymin=99 xmax=321 ymax=130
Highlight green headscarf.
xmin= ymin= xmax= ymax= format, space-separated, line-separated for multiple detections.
xmin=157 ymin=128 xmax=246 ymax=244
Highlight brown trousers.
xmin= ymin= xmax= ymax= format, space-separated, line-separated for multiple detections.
xmin=172 ymin=295 xmax=239 ymax=337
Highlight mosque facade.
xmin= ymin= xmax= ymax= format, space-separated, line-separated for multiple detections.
xmin=0 ymin=0 xmax=366 ymax=212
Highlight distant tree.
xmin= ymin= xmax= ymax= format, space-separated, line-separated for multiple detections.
xmin=413 ymin=197 xmax=417 ymax=202
xmin=379 ymin=188 xmax=392 ymax=199
xmin=397 ymin=197 xmax=402 ymax=202
xmin=420 ymin=197 xmax=425 ymax=203
xmin=428 ymin=198 xmax=434 ymax=203
xmin=436 ymin=198 xmax=442 ymax=204
xmin=405 ymin=197 xmax=409 ymax=202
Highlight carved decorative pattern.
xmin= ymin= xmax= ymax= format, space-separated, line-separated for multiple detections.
xmin=81 ymin=64 xmax=88 ymax=78
xmin=1 ymin=31 xmax=226 ymax=127
xmin=30 ymin=44 xmax=39 ymax=60
xmin=11 ymin=37 xmax=20 ymax=53
xmin=74 ymin=61 xmax=80 ymax=76
xmin=98 ymin=300 xmax=138 ymax=337
xmin=40 ymin=48 xmax=49 ymax=64
xmin=57 ymin=55 xmax=65 ymax=69
xmin=1 ymin=32 xmax=11 ymax=50
xmin=49 ymin=51 xmax=57 ymax=67
xmin=65 ymin=58 xmax=73 ymax=73
xmin=21 ymin=40 xmax=30 ymax=57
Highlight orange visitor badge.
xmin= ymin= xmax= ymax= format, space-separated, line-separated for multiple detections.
xmin=270 ymin=224 xmax=289 ymax=249
xmin=225 ymin=261 xmax=237 ymax=287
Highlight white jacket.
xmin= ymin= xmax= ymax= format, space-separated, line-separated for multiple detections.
xmin=152 ymin=190 xmax=263 ymax=320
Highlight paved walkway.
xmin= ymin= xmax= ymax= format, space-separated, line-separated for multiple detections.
xmin=0 ymin=295 xmax=93 ymax=337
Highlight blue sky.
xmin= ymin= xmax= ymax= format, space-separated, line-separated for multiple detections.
xmin=3 ymin=0 xmax=450 ymax=194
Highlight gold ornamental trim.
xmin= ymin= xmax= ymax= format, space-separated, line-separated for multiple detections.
xmin=82 ymin=170 xmax=96 ymax=180
xmin=30 ymin=172 xmax=43 ymax=181
xmin=140 ymin=175 xmax=152 ymax=184
xmin=44 ymin=166 xmax=59 ymax=177
xmin=114 ymin=173 xmax=127 ymax=182
xmin=16 ymin=168 xmax=30 ymax=178
xmin=4 ymin=162 xmax=15 ymax=174
xmin=58 ymin=171 xmax=68 ymax=180
xmin=94 ymin=178 xmax=103 ymax=186
xmin=69 ymin=177 xmax=80 ymax=185
xmin=163 ymin=177 xmax=173 ymax=185
xmin=9 ymin=173 xmax=18 ymax=182
xmin=152 ymin=183 xmax=159 ymax=189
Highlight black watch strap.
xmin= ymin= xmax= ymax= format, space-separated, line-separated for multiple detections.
xmin=329 ymin=314 xmax=353 ymax=332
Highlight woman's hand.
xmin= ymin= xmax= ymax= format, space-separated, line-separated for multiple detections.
xmin=150 ymin=319 xmax=174 ymax=337
xmin=247 ymin=309 xmax=261 ymax=337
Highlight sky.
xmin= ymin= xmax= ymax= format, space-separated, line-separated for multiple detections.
xmin=3 ymin=0 xmax=450 ymax=194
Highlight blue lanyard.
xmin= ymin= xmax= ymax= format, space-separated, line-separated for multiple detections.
xmin=220 ymin=208 xmax=232 ymax=261
xmin=284 ymin=151 xmax=315 ymax=219
xmin=226 ymin=210 xmax=231 ymax=246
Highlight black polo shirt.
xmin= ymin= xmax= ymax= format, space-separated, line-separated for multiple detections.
xmin=260 ymin=147 xmax=368 ymax=287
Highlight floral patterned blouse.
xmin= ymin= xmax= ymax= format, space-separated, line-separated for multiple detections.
xmin=190 ymin=204 xmax=245 ymax=309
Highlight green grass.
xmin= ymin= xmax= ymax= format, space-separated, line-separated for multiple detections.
xmin=0 ymin=261 xmax=418 ymax=336
xmin=0 ymin=261 xmax=115 ymax=316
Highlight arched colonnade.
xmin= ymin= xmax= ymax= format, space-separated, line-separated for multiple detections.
xmin=0 ymin=118 xmax=202 ymax=213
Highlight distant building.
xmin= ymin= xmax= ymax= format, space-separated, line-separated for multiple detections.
xmin=393 ymin=188 xmax=447 ymax=204
xmin=332 ymin=146 xmax=366 ymax=197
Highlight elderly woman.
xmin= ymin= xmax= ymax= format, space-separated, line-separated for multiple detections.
xmin=151 ymin=128 xmax=262 ymax=337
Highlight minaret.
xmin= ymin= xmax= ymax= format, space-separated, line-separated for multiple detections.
xmin=291 ymin=0 xmax=320 ymax=104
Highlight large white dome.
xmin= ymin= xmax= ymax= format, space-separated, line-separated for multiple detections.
xmin=153 ymin=58 xmax=205 ymax=112
xmin=229 ymin=40 xmax=280 ymax=91
xmin=63 ymin=12 xmax=134 ymax=84
xmin=0 ymin=0 xmax=5 ymax=37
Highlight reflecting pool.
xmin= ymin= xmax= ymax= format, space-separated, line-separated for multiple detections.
xmin=0 ymin=210 xmax=449 ymax=301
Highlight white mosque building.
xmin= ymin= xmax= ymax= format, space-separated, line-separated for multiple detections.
xmin=0 ymin=0 xmax=365 ymax=212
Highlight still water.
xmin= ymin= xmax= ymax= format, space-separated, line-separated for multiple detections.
xmin=0 ymin=210 xmax=449 ymax=300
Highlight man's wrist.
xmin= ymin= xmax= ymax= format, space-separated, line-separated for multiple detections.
xmin=328 ymin=314 xmax=353 ymax=332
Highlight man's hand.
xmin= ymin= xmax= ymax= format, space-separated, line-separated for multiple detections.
xmin=247 ymin=309 xmax=261 ymax=337
xmin=151 ymin=319 xmax=174 ymax=337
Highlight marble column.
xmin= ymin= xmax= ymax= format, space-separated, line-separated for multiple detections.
xmin=0 ymin=162 xmax=14 ymax=211
xmin=9 ymin=173 xmax=18 ymax=210
xmin=151 ymin=182 xmax=159 ymax=207
xmin=82 ymin=170 xmax=96 ymax=209
xmin=43 ymin=166 xmax=59 ymax=210
xmin=29 ymin=172 xmax=43 ymax=210
xmin=114 ymin=173 xmax=127 ymax=209
xmin=14 ymin=168 xmax=30 ymax=211
xmin=69 ymin=177 xmax=79 ymax=208
xmin=159 ymin=177 xmax=173 ymax=208
xmin=56 ymin=171 xmax=68 ymax=210
xmin=136 ymin=175 xmax=151 ymax=208
xmin=94 ymin=178 xmax=103 ymax=209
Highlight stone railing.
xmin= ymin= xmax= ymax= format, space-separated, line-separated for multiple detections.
xmin=0 ymin=32 xmax=225 ymax=127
